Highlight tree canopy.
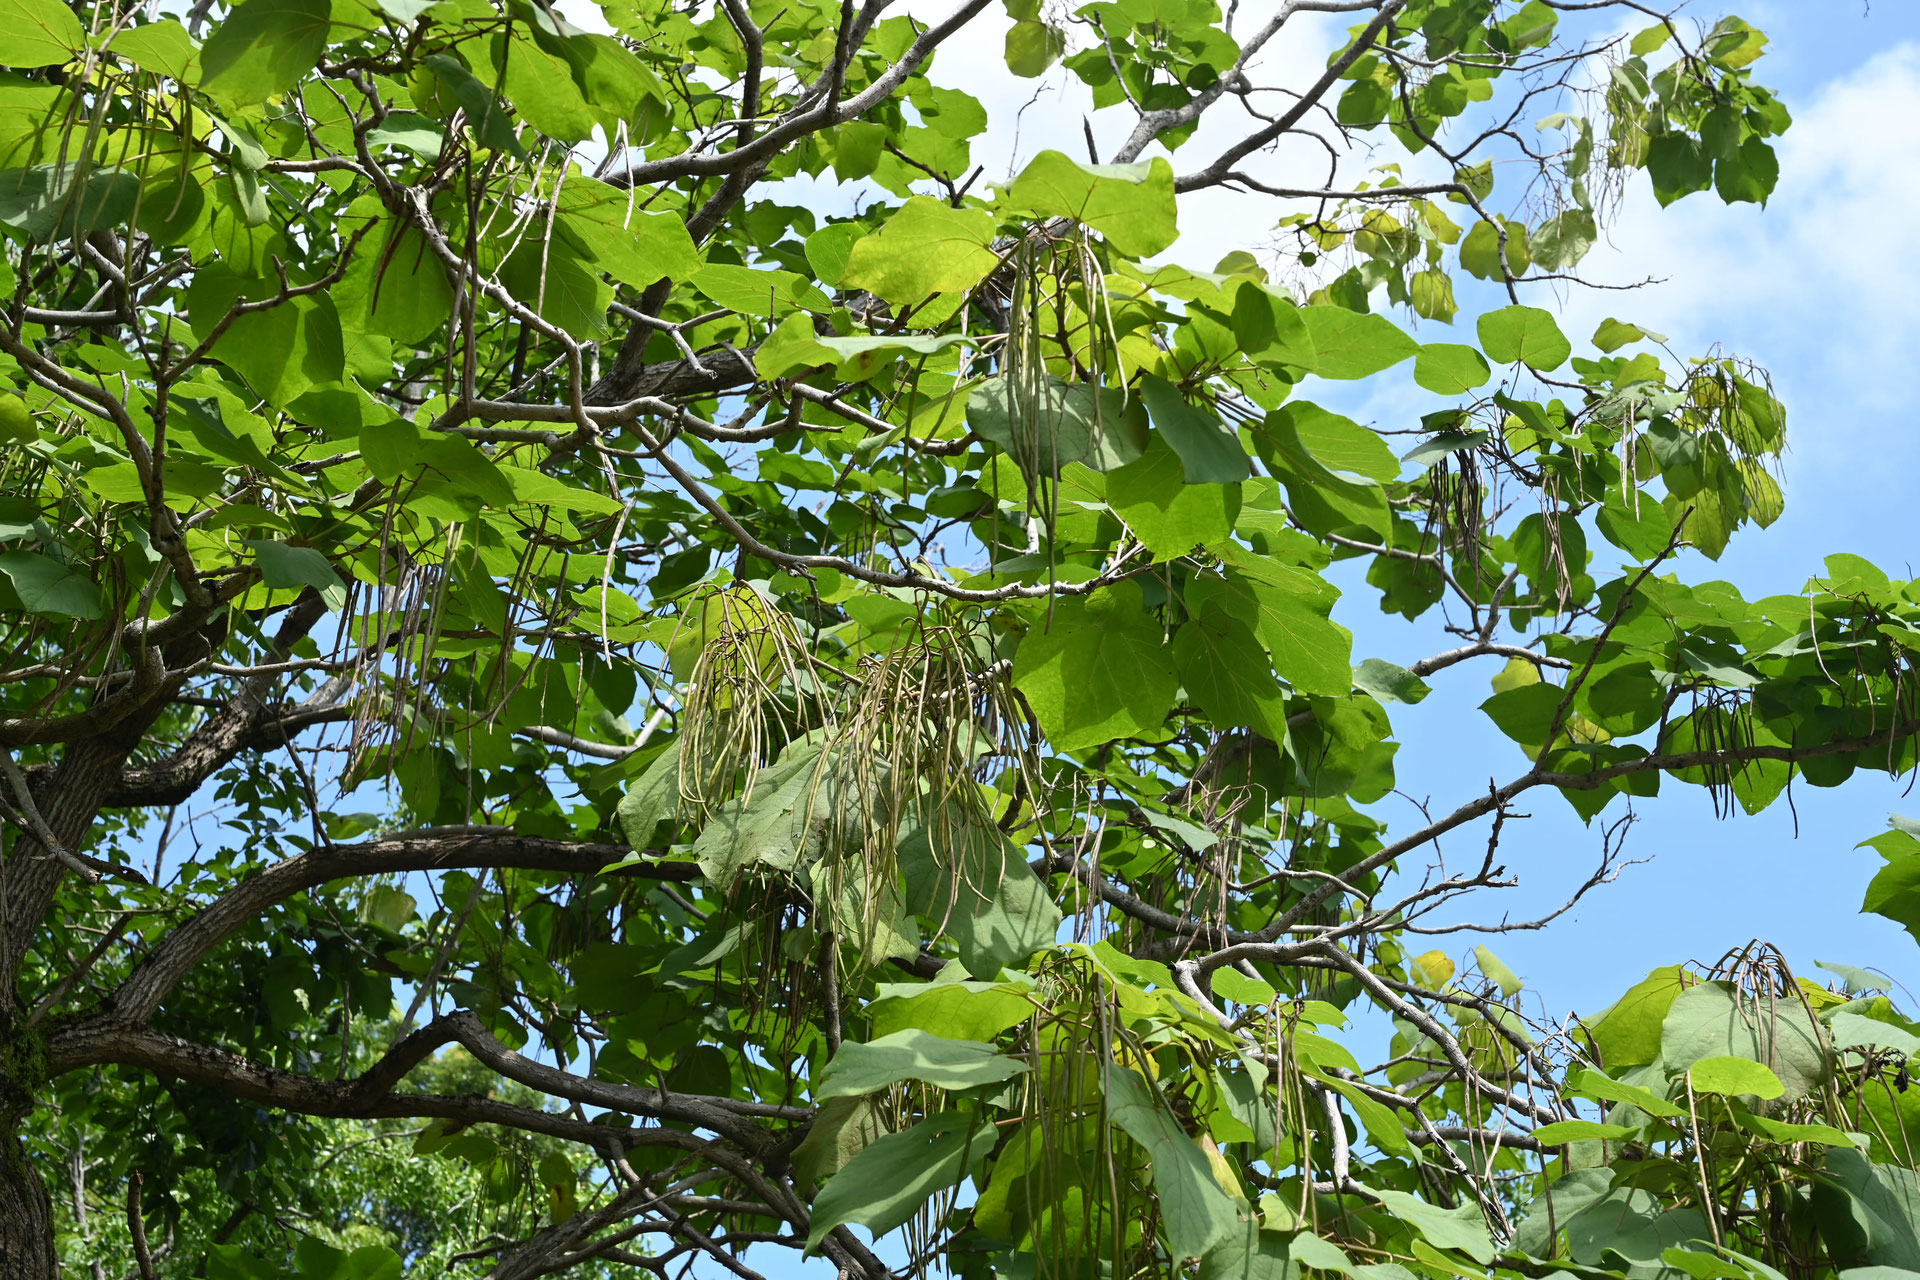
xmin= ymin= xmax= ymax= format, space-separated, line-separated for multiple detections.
xmin=4 ymin=0 xmax=1920 ymax=1276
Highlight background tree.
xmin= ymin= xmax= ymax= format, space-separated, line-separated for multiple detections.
xmin=4 ymin=0 xmax=1920 ymax=1275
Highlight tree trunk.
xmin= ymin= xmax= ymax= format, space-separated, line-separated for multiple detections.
xmin=0 ymin=1134 xmax=54 ymax=1277
xmin=0 ymin=1044 xmax=54 ymax=1278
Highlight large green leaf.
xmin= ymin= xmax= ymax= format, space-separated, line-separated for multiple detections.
xmin=867 ymin=980 xmax=1036 ymax=1042
xmin=198 ymin=0 xmax=331 ymax=107
xmin=899 ymin=805 xmax=1062 ymax=977
xmin=1365 ymin=1186 xmax=1495 ymax=1263
xmin=1209 ymin=543 xmax=1354 ymax=697
xmin=1012 ymin=581 xmax=1178 ymax=751
xmin=814 ymin=1030 xmax=1028 ymax=1099
xmin=999 ymin=151 xmax=1179 ymax=257
xmin=247 ymin=541 xmax=347 ymax=611
xmin=1138 ymin=376 xmax=1249 ymax=484
xmin=805 ymin=1110 xmax=989 ymax=1251
xmin=1660 ymin=980 xmax=1829 ymax=1100
xmin=1477 ymin=304 xmax=1571 ymax=371
xmin=0 ymin=0 xmax=83 ymax=68
xmin=1587 ymin=966 xmax=1690 ymax=1070
xmin=1296 ymin=307 xmax=1419 ymax=379
xmin=841 ymin=197 xmax=998 ymax=305
xmin=1286 ymin=403 xmax=1399 ymax=482
xmin=1106 ymin=434 xmax=1240 ymax=557
xmin=0 ymin=549 xmax=103 ymax=619
xmin=1106 ymin=1065 xmax=1238 ymax=1261
xmin=1813 ymin=1149 xmax=1920 ymax=1269
xmin=968 ymin=375 xmax=1148 ymax=477
xmin=1174 ymin=602 xmax=1289 ymax=738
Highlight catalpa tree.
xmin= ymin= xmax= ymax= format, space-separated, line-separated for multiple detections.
xmin=3 ymin=0 xmax=1918 ymax=1275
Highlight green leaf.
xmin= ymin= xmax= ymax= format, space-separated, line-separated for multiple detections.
xmin=814 ymin=1029 xmax=1027 ymax=1099
xmin=0 ymin=550 xmax=104 ymax=619
xmin=1401 ymin=429 xmax=1488 ymax=469
xmin=1597 ymin=492 xmax=1677 ymax=561
xmin=1530 ymin=1119 xmax=1639 ymax=1145
xmin=1352 ymin=658 xmax=1429 ymax=705
xmin=1715 ymin=136 xmax=1779 ymax=206
xmin=1287 ymin=404 xmax=1397 ymax=482
xmin=1012 ymin=581 xmax=1178 ymax=752
xmin=198 ymin=0 xmax=331 ymax=107
xmin=900 ymin=806 xmax=1062 ymax=977
xmin=1459 ymin=217 xmax=1530 ymax=280
xmin=1106 ymin=1065 xmax=1239 ymax=1261
xmin=1734 ymin=1111 xmax=1863 ymax=1147
xmin=868 ymin=980 xmax=1035 ymax=1042
xmin=1569 ymin=1067 xmax=1685 ymax=1119
xmin=1174 ymin=602 xmax=1289 ymax=739
xmin=1210 ymin=544 xmax=1354 ymax=698
xmin=1000 ymin=151 xmax=1179 ymax=258
xmin=1199 ymin=1224 xmax=1296 ymax=1280
xmin=0 ymin=164 xmax=142 ymax=241
xmin=1210 ymin=969 xmax=1276 ymax=1006
xmin=1139 ymin=376 xmax=1250 ymax=484
xmin=840 ymin=196 xmax=998 ymax=305
xmin=1512 ymin=1168 xmax=1616 ymax=1257
xmin=1297 ymin=306 xmax=1419 ymax=379
xmin=1004 ymin=17 xmax=1065 ymax=76
xmin=1107 ymin=435 xmax=1241 ymax=558
xmin=1660 ymin=981 xmax=1829 ymax=1100
xmin=1687 ymin=1055 xmax=1784 ymax=1099
xmin=1587 ymin=967 xmax=1691 ymax=1071
xmin=1647 ymin=132 xmax=1713 ymax=206
xmin=1413 ymin=344 xmax=1491 ymax=395
xmin=1531 ymin=208 xmax=1598 ymax=271
xmin=1477 ymin=304 xmax=1570 ymax=371
xmin=613 ymin=742 xmax=682 ymax=849
xmin=805 ymin=1110 xmax=988 ymax=1251
xmin=1479 ymin=682 xmax=1564 ymax=751
xmin=1473 ymin=944 xmax=1522 ymax=996
xmin=791 ymin=1096 xmax=886 ymax=1190
xmin=1593 ymin=317 xmax=1650 ymax=353
xmin=247 ymin=540 xmax=347 ymax=611
xmin=968 ymin=375 xmax=1148 ymax=477
xmin=0 ymin=0 xmax=84 ymax=67
xmin=1364 ymin=1186 xmax=1495 ymax=1263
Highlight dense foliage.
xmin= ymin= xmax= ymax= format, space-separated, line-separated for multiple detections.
xmin=5 ymin=0 xmax=1920 ymax=1276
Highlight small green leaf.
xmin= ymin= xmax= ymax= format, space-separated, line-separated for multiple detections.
xmin=1687 ymin=1055 xmax=1784 ymax=1099
xmin=1530 ymin=1119 xmax=1639 ymax=1145
xmin=247 ymin=540 xmax=348 ymax=610
xmin=1593 ymin=317 xmax=1649 ymax=353
xmin=1473 ymin=945 xmax=1522 ymax=996
xmin=1352 ymin=657 xmax=1429 ymax=705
